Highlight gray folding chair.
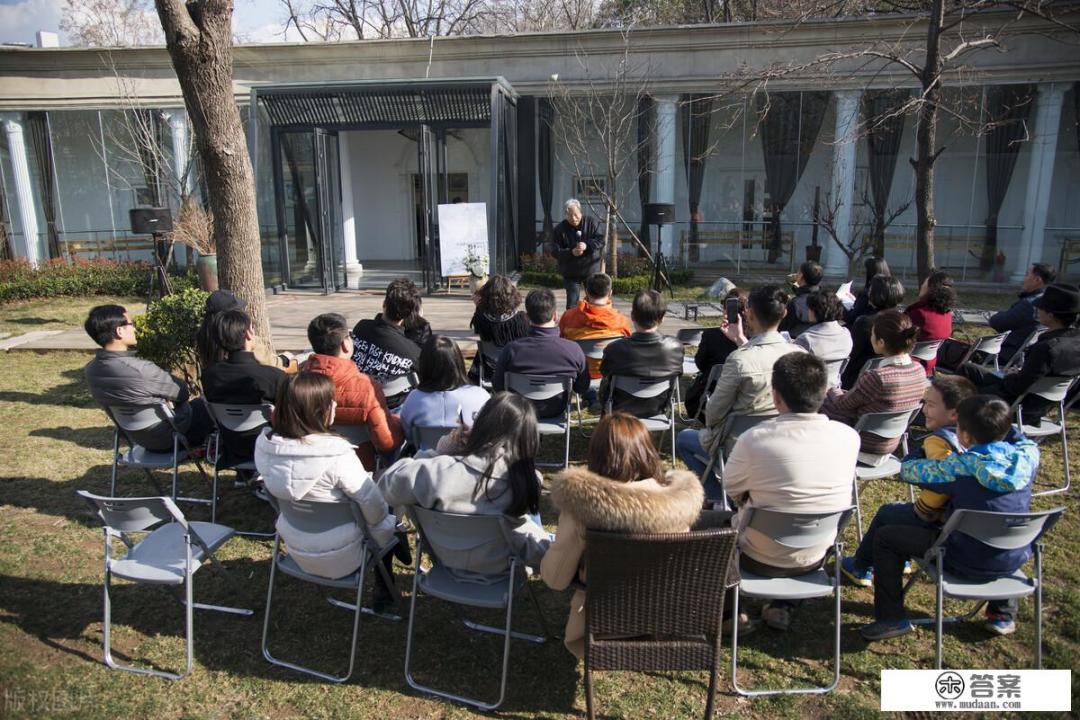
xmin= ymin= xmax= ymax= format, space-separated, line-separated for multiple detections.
xmin=959 ymin=331 xmax=1010 ymax=370
xmin=1009 ymin=375 xmax=1078 ymax=496
xmin=911 ymin=339 xmax=944 ymax=364
xmin=605 ymin=374 xmax=680 ymax=454
xmin=851 ymin=405 xmax=923 ymax=539
xmin=676 ymin=327 xmax=703 ymax=348
xmin=411 ymin=424 xmax=457 ymax=453
xmin=261 ymin=497 xmax=401 ymax=683
xmin=700 ymin=413 xmax=779 ymax=510
xmin=504 ymin=372 xmax=575 ymax=469
xmin=731 ymin=507 xmax=854 ymax=696
xmin=823 ymin=357 xmax=849 ymax=389
xmin=856 ymin=355 xmax=887 ymax=378
xmin=475 ymin=340 xmax=502 ymax=389
xmin=404 ymin=507 xmax=548 ymax=711
xmin=331 ymin=423 xmax=398 ymax=471
xmin=206 ymin=402 xmax=273 ymax=526
xmin=76 ymin=490 xmax=253 ymax=681
xmin=904 ymin=507 xmax=1066 ymax=668
xmin=694 ymin=364 xmax=724 ymax=422
xmin=573 ymin=336 xmax=623 ymax=394
xmin=1003 ymin=326 xmax=1047 ymax=371
xmin=103 ymin=402 xmax=212 ymax=509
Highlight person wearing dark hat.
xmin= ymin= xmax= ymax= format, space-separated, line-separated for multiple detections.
xmin=959 ymin=282 xmax=1080 ymax=422
xmin=196 ymin=289 xmax=297 ymax=373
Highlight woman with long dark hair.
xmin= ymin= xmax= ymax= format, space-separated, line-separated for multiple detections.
xmin=398 ymin=335 xmax=490 ymax=441
xmin=843 ymin=274 xmax=905 ymax=388
xmin=541 ymin=412 xmax=704 ymax=658
xmin=844 ymin=256 xmax=891 ymax=327
xmin=469 ymin=275 xmax=529 ymax=382
xmin=379 ymin=392 xmax=549 ymax=576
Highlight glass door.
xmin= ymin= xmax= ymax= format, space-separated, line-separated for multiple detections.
xmin=277 ymin=132 xmax=321 ymax=289
xmin=315 ymin=129 xmax=346 ymax=291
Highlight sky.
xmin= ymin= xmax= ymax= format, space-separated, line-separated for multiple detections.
xmin=0 ymin=0 xmax=297 ymax=47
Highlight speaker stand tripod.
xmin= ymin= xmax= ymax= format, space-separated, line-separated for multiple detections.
xmin=146 ymin=232 xmax=175 ymax=310
xmin=648 ymin=223 xmax=674 ymax=299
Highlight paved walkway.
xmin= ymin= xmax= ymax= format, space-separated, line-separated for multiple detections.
xmin=5 ymin=288 xmax=700 ymax=353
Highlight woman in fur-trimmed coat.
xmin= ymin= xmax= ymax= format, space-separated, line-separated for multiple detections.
xmin=540 ymin=413 xmax=704 ymax=658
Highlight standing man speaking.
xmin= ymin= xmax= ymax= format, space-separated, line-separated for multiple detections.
xmin=552 ymin=198 xmax=606 ymax=309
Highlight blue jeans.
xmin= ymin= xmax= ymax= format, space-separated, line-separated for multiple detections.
xmin=676 ymin=429 xmax=723 ymax=501
xmin=853 ymin=502 xmax=939 ymax=570
xmin=563 ymin=278 xmax=582 ymax=309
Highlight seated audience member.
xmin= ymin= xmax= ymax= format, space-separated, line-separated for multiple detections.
xmin=398 ymin=278 xmax=432 ymax=348
xmin=598 ymin=289 xmax=683 ymax=417
xmin=960 ymin=282 xmax=1080 ymax=423
xmin=559 ymin=272 xmax=632 ymax=379
xmin=904 ymin=269 xmax=955 ymax=374
xmin=842 ymin=274 xmax=904 ymax=388
xmin=822 ymin=310 xmax=927 ymax=456
xmin=469 ymin=274 xmax=529 ymax=383
xmin=843 ymin=256 xmax=891 ymax=328
xmin=197 ymin=289 xmax=295 ymax=372
xmin=84 ymin=304 xmax=212 ymax=452
xmin=779 ymin=261 xmax=823 ymax=338
xmin=541 ymin=412 xmax=704 ymax=657
xmin=352 ymin=278 xmax=423 ymax=404
xmin=859 ymin=395 xmax=1039 ymax=640
xmin=379 ymin=392 xmax=550 ymax=577
xmin=305 ymin=312 xmax=403 ymax=471
xmin=493 ymin=288 xmax=591 ymax=419
xmin=200 ymin=309 xmax=287 ymax=466
xmin=675 ymin=285 xmax=804 ymax=477
xmin=724 ymin=353 xmax=860 ymax=631
xmin=841 ymin=374 xmax=977 ymax=588
xmin=398 ymin=335 xmax=490 ymax=442
xmin=684 ymin=288 xmax=747 ymax=419
xmin=255 ymin=373 xmax=399 ymax=609
xmin=989 ymin=262 xmax=1055 ymax=365
xmin=793 ymin=289 xmax=853 ymax=387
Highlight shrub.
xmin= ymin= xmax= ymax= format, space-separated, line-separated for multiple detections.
xmin=519 ymin=252 xmax=692 ymax=296
xmin=133 ymin=287 xmax=209 ymax=393
xmin=0 ymin=258 xmax=198 ymax=303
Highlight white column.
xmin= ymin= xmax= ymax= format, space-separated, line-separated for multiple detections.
xmin=1 ymin=113 xmax=42 ymax=264
xmin=163 ymin=109 xmax=193 ymax=267
xmin=825 ymin=90 xmax=860 ymax=278
xmin=654 ymin=95 xmax=677 ymax=257
xmin=337 ymin=131 xmax=363 ymax=287
xmin=1013 ymin=83 xmax=1065 ymax=281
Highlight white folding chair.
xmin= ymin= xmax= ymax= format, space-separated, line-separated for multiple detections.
xmin=411 ymin=424 xmax=457 ymax=453
xmin=960 ymin=331 xmax=1010 ymax=371
xmin=1003 ymin=326 xmax=1047 ymax=371
xmin=823 ymin=357 xmax=849 ymax=389
xmin=379 ymin=372 xmax=417 ymax=407
xmin=573 ymin=336 xmax=624 ymax=395
xmin=851 ymin=406 xmax=923 ymax=539
xmin=904 ymin=507 xmax=1066 ymax=668
xmin=700 ymin=413 xmax=779 ymax=509
xmin=102 ymin=402 xmax=212 ymax=509
xmin=261 ymin=497 xmax=401 ymax=683
xmin=206 ymin=402 xmax=273 ymax=527
xmin=331 ymin=423 xmax=397 ymax=471
xmin=605 ymin=374 xmax=680 ymax=455
xmin=1010 ymin=375 xmax=1078 ymax=496
xmin=856 ymin=355 xmax=887 ymax=378
xmin=911 ymin=339 xmax=944 ymax=364
xmin=475 ymin=340 xmax=502 ymax=390
xmin=77 ymin=490 xmax=253 ymax=681
xmin=731 ymin=507 xmax=854 ymax=696
xmin=404 ymin=507 xmax=548 ymax=711
xmin=504 ymin=372 xmax=575 ymax=469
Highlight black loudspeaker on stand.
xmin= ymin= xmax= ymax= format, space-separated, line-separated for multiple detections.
xmin=130 ymin=207 xmax=175 ymax=308
xmin=643 ymin=203 xmax=676 ymax=298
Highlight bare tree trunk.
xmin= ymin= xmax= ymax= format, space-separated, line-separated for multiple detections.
xmin=912 ymin=0 xmax=944 ymax=285
xmin=606 ymin=201 xmax=618 ymax=278
xmin=153 ymin=0 xmax=272 ymax=346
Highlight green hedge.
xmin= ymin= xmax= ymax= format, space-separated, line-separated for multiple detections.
xmin=520 ymin=269 xmax=694 ymax=295
xmin=0 ymin=258 xmax=198 ymax=304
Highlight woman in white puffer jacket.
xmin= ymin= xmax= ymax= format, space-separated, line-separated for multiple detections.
xmin=255 ymin=372 xmax=397 ymax=581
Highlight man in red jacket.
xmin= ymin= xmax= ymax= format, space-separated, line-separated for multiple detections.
xmin=559 ymin=273 xmax=632 ymax=379
xmin=304 ymin=313 xmax=403 ymax=470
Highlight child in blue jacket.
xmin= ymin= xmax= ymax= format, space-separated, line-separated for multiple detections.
xmin=860 ymin=395 xmax=1039 ymax=641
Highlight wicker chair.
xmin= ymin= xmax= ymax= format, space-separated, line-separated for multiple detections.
xmin=583 ymin=522 xmax=739 ymax=720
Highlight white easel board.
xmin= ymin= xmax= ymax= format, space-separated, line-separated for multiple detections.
xmin=437 ymin=202 xmax=488 ymax=278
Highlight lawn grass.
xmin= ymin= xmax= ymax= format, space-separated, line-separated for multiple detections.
xmin=0 ymin=297 xmax=146 ymax=337
xmin=0 ymin=349 xmax=1077 ymax=718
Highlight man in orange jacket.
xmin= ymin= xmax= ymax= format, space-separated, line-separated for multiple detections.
xmin=559 ymin=273 xmax=632 ymax=379
xmin=304 ymin=313 xmax=404 ymax=471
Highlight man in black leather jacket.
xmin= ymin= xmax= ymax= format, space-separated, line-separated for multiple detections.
xmin=552 ymin=198 xmax=605 ymax=309
xmin=599 ymin=290 xmax=684 ymax=417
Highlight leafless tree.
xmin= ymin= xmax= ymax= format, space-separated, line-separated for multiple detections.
xmin=279 ymin=0 xmax=492 ymax=40
xmin=549 ymin=31 xmax=656 ymax=278
xmin=480 ymin=0 xmax=600 ymax=33
xmin=815 ymin=185 xmax=911 ymax=275
xmin=61 ymin=0 xmax=165 ymax=46
xmin=153 ymin=0 xmax=272 ymax=344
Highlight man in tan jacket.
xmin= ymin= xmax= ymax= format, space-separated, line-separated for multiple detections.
xmin=676 ymin=285 xmax=804 ymax=493
xmin=724 ymin=352 xmax=859 ymax=631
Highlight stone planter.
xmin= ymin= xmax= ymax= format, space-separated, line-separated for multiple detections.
xmin=196 ymin=253 xmax=219 ymax=292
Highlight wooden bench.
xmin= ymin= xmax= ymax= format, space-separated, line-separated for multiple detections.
xmin=65 ymin=237 xmax=157 ymax=261
xmin=872 ymin=232 xmax=986 ymax=272
xmin=678 ymin=228 xmax=795 ymax=271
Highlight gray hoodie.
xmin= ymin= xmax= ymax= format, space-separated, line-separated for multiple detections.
xmin=255 ymin=429 xmax=396 ymax=579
